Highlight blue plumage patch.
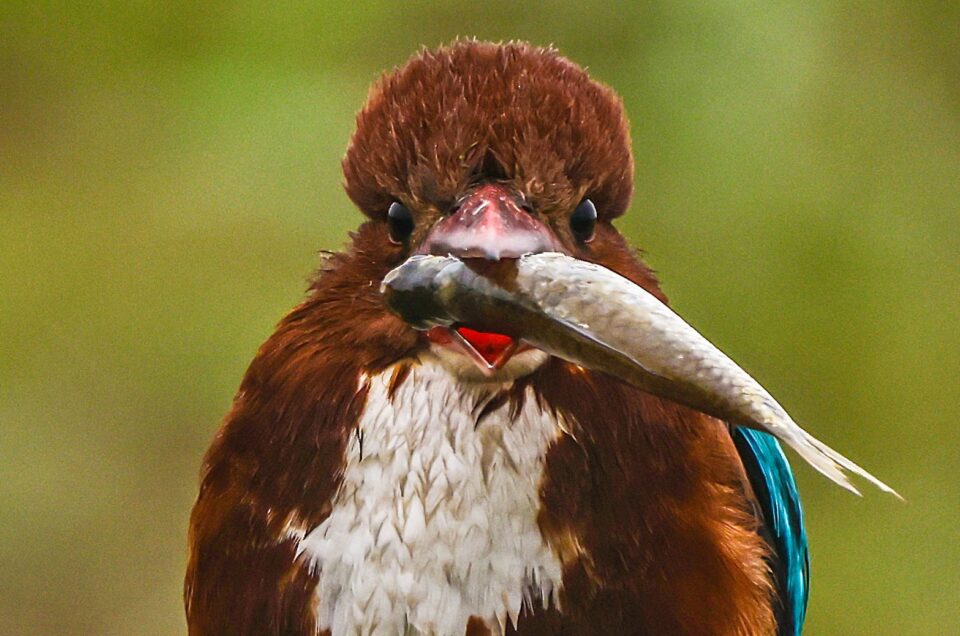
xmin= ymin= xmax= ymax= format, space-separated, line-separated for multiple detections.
xmin=732 ymin=427 xmax=810 ymax=635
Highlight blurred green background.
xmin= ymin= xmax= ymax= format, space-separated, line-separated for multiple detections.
xmin=2 ymin=2 xmax=958 ymax=634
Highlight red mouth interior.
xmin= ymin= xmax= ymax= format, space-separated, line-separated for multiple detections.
xmin=456 ymin=327 xmax=514 ymax=365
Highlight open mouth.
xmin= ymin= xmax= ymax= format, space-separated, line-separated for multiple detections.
xmin=426 ymin=326 xmax=533 ymax=375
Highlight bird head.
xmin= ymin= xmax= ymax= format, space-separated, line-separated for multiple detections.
xmin=340 ymin=40 xmax=664 ymax=381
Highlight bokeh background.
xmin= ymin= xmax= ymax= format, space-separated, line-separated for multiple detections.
xmin=3 ymin=2 xmax=958 ymax=634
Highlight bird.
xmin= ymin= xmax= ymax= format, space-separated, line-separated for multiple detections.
xmin=185 ymin=40 xmax=813 ymax=636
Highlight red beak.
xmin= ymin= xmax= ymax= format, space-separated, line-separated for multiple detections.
xmin=418 ymin=184 xmax=561 ymax=374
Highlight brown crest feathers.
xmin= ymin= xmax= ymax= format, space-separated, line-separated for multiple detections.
xmin=343 ymin=40 xmax=634 ymax=223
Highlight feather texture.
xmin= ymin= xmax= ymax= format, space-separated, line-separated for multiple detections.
xmin=732 ymin=427 xmax=810 ymax=636
xmin=186 ymin=40 xmax=839 ymax=635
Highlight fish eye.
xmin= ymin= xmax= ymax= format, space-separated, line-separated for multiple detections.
xmin=387 ymin=201 xmax=414 ymax=244
xmin=570 ymin=198 xmax=597 ymax=242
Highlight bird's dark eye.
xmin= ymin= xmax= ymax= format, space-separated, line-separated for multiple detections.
xmin=387 ymin=201 xmax=414 ymax=243
xmin=570 ymin=199 xmax=597 ymax=242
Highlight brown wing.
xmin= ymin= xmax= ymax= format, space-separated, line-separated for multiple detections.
xmin=508 ymin=359 xmax=777 ymax=635
xmin=185 ymin=225 xmax=417 ymax=635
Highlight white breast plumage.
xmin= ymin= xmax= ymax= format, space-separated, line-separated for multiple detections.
xmin=296 ymin=358 xmax=565 ymax=636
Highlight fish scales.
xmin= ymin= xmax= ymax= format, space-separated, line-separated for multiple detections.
xmin=381 ymin=253 xmax=898 ymax=497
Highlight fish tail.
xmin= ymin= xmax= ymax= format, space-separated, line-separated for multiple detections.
xmin=785 ymin=429 xmax=901 ymax=499
xmin=804 ymin=431 xmax=903 ymax=499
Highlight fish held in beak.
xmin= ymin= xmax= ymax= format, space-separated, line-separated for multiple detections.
xmin=381 ymin=252 xmax=900 ymax=497
xmin=410 ymin=183 xmax=560 ymax=375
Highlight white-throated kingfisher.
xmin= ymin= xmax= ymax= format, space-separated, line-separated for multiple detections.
xmin=185 ymin=41 xmax=891 ymax=636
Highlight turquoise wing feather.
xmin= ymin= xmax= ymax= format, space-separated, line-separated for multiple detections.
xmin=732 ymin=427 xmax=810 ymax=635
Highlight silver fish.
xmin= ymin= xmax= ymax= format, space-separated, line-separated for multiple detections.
xmin=381 ymin=252 xmax=898 ymax=497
